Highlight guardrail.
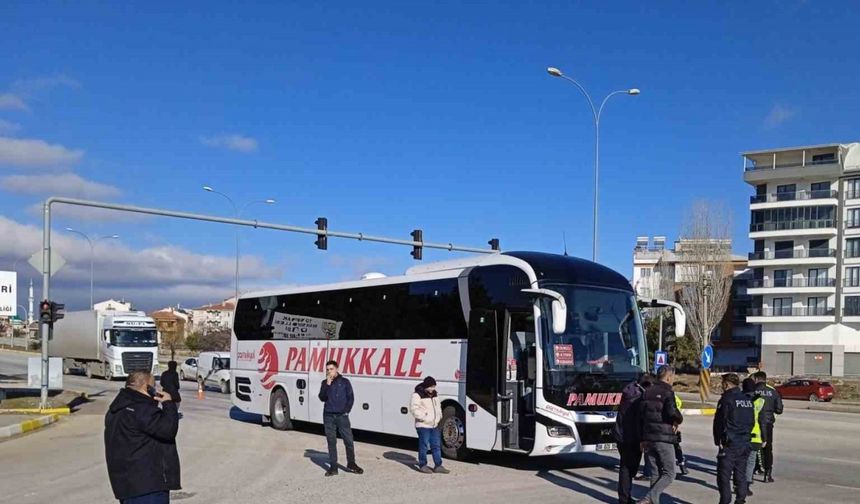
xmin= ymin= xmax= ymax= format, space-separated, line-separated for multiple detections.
xmin=749 ymin=220 xmax=835 ymax=232
xmin=747 ymin=307 xmax=834 ymax=317
xmin=748 ymin=278 xmax=835 ymax=288
xmin=750 ymin=190 xmax=837 ymax=204
xmin=748 ymin=249 xmax=836 ymax=260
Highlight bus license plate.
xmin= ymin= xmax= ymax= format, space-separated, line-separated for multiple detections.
xmin=596 ymin=443 xmax=617 ymax=452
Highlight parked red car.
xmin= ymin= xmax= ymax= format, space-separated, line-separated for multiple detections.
xmin=775 ymin=378 xmax=835 ymax=402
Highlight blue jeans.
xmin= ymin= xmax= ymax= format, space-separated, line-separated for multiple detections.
xmin=121 ymin=491 xmax=169 ymax=504
xmin=416 ymin=427 xmax=442 ymax=468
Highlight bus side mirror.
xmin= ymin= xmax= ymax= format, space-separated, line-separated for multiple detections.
xmin=551 ymin=300 xmax=567 ymax=335
xmin=673 ymin=307 xmax=686 ymax=337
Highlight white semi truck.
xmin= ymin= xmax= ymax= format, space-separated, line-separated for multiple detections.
xmin=50 ymin=310 xmax=160 ymax=380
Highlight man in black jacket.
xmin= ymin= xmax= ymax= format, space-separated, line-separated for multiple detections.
xmin=637 ymin=365 xmax=683 ymax=504
xmin=105 ymin=370 xmax=180 ymax=503
xmin=159 ymin=361 xmax=181 ymax=408
xmin=318 ymin=360 xmax=363 ymax=477
xmin=615 ymin=373 xmax=652 ymax=504
xmin=713 ymin=373 xmax=754 ymax=504
xmin=752 ymin=371 xmax=783 ymax=482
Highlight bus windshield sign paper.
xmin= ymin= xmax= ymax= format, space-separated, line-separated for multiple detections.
xmin=0 ymin=271 xmax=16 ymax=317
xmin=272 ymin=312 xmax=342 ymax=340
xmin=554 ymin=344 xmax=574 ymax=366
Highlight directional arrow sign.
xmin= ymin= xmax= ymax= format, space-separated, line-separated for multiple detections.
xmin=28 ymin=250 xmax=66 ymax=277
xmin=701 ymin=344 xmax=714 ymax=370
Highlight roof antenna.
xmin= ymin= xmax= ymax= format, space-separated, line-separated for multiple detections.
xmin=563 ymin=232 xmax=569 ymax=257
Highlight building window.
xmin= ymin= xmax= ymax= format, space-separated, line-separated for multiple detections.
xmin=846 ymin=296 xmax=860 ymax=316
xmin=776 ymin=184 xmax=796 ymax=201
xmin=772 ymin=297 xmax=792 ymax=316
xmin=750 ymin=205 xmax=834 ymax=232
xmin=807 ymin=297 xmax=827 ymax=315
xmin=849 ymin=209 xmax=860 ymax=228
xmin=807 ymin=268 xmax=829 ymax=287
xmin=812 ymin=153 xmax=836 ymax=164
xmin=774 ymin=269 xmax=792 ymax=287
xmin=640 ymin=268 xmax=652 ymax=278
xmin=848 ymin=179 xmax=860 ymax=200
xmin=847 ymin=267 xmax=860 ymax=287
xmin=848 ymin=239 xmax=860 ymax=258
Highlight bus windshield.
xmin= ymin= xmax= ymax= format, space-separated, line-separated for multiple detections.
xmin=111 ymin=329 xmax=158 ymax=347
xmin=541 ymin=284 xmax=646 ymax=384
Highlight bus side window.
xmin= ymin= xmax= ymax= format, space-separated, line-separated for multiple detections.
xmin=526 ymin=345 xmax=536 ymax=381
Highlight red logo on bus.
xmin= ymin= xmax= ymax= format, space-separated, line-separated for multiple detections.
xmin=566 ymin=392 xmax=622 ymax=407
xmin=258 ymin=342 xmax=279 ymax=390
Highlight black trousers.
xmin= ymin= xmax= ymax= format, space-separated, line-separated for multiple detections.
xmin=617 ymin=442 xmax=642 ymax=504
xmin=323 ymin=413 xmax=356 ymax=468
xmin=761 ymin=423 xmax=775 ymax=471
xmin=717 ymin=444 xmax=750 ymax=504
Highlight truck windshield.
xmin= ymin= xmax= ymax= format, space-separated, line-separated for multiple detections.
xmin=540 ymin=284 xmax=646 ymax=404
xmin=111 ymin=329 xmax=158 ymax=347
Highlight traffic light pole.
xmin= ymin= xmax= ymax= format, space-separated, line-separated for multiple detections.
xmin=38 ymin=196 xmax=500 ymax=409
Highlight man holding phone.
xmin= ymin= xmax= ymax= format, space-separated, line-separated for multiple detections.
xmin=318 ymin=360 xmax=363 ymax=477
xmin=105 ymin=370 xmax=181 ymax=503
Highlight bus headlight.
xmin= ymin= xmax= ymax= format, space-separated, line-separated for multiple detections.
xmin=115 ymin=364 xmax=123 ymax=373
xmin=547 ymin=425 xmax=573 ymax=438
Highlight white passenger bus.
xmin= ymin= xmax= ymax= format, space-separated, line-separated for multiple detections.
xmin=230 ymin=251 xmax=684 ymax=459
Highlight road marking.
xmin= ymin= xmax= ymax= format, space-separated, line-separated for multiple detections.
xmin=826 ymin=484 xmax=860 ymax=491
xmin=821 ymin=457 xmax=860 ymax=466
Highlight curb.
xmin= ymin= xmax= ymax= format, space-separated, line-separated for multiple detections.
xmin=0 ymin=407 xmax=71 ymax=415
xmin=681 ymin=408 xmax=716 ymax=416
xmin=0 ymin=413 xmax=60 ymax=440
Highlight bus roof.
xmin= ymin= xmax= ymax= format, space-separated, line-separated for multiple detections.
xmin=239 ymin=251 xmax=631 ymax=301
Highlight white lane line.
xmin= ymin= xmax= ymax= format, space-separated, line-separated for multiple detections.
xmin=826 ymin=484 xmax=860 ymax=491
xmin=820 ymin=457 xmax=860 ymax=466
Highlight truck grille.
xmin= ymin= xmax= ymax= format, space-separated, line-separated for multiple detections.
xmin=122 ymin=352 xmax=153 ymax=373
xmin=575 ymin=422 xmax=616 ymax=445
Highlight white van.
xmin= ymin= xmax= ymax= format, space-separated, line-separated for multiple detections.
xmin=196 ymin=351 xmax=231 ymax=394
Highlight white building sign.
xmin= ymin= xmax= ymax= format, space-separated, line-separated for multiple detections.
xmin=0 ymin=271 xmax=17 ymax=317
xmin=272 ymin=312 xmax=341 ymax=340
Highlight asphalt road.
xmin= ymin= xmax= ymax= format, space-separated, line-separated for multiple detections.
xmin=2 ymin=350 xmax=859 ymax=504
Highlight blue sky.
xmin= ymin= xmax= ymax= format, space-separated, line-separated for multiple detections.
xmin=2 ymin=1 xmax=859 ymax=311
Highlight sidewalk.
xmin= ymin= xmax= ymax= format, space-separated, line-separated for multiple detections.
xmin=0 ymin=413 xmax=61 ymax=440
xmin=678 ymin=391 xmax=860 ymax=414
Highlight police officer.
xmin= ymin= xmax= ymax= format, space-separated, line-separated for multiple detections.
xmin=742 ymin=378 xmax=766 ymax=496
xmin=752 ymin=371 xmax=783 ymax=483
xmin=713 ymin=373 xmax=754 ymax=504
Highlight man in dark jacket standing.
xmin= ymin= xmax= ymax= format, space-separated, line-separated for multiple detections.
xmin=713 ymin=373 xmax=754 ymax=504
xmin=615 ymin=373 xmax=653 ymax=504
xmin=159 ymin=361 xmax=181 ymax=407
xmin=637 ymin=365 xmax=683 ymax=504
xmin=105 ymin=370 xmax=180 ymax=503
xmin=318 ymin=360 xmax=363 ymax=477
xmin=752 ymin=371 xmax=783 ymax=482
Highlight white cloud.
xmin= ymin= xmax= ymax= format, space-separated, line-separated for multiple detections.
xmin=0 ymin=93 xmax=28 ymax=111
xmin=10 ymin=74 xmax=81 ymax=94
xmin=764 ymin=104 xmax=797 ymax=129
xmin=200 ymin=133 xmax=259 ymax=153
xmin=0 ymin=136 xmax=84 ymax=167
xmin=0 ymin=119 xmax=21 ymax=134
xmin=0 ymin=215 xmax=283 ymax=311
xmin=2 ymin=173 xmax=120 ymax=199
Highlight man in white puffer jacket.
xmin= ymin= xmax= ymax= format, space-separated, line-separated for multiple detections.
xmin=410 ymin=376 xmax=449 ymax=474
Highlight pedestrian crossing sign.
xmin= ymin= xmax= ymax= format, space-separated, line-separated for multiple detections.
xmin=654 ymin=350 xmax=669 ymax=372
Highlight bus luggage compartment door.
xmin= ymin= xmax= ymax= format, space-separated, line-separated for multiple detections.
xmin=465 ymin=309 xmax=499 ymax=451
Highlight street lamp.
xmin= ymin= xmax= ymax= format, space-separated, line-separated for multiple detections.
xmin=203 ymin=185 xmax=276 ymax=301
xmin=546 ymin=66 xmax=639 ymax=262
xmin=64 ymin=228 xmax=119 ymax=309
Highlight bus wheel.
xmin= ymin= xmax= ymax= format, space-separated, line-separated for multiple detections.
xmin=440 ymin=405 xmax=468 ymax=460
xmin=270 ymin=389 xmax=293 ymax=431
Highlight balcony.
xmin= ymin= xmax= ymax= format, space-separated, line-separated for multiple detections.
xmin=750 ymin=189 xmax=837 ymax=204
xmin=749 ymin=219 xmax=837 ymax=239
xmin=749 ymin=278 xmax=835 ymax=288
xmin=747 ymin=248 xmax=837 ymax=267
xmin=747 ymin=306 xmax=835 ymax=323
xmin=843 ymin=308 xmax=860 ymax=322
xmin=744 ymin=159 xmax=837 ymax=172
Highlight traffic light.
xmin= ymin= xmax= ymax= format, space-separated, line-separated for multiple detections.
xmin=50 ymin=302 xmax=65 ymax=323
xmin=410 ymin=229 xmax=423 ymax=260
xmin=39 ymin=300 xmax=52 ymax=324
xmin=488 ymin=238 xmax=500 ymax=251
xmin=314 ymin=217 xmax=328 ymax=250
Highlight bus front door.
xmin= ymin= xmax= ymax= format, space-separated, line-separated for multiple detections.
xmin=466 ymin=309 xmax=500 ymax=451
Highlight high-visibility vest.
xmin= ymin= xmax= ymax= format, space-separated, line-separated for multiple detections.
xmin=751 ymin=396 xmax=764 ymax=445
xmin=674 ymin=394 xmax=683 ymax=410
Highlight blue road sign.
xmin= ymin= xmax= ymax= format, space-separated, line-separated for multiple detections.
xmin=701 ymin=345 xmax=714 ymax=370
xmin=654 ymin=350 xmax=669 ymax=373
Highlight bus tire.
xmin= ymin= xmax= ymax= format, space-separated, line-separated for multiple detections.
xmin=270 ymin=388 xmax=293 ymax=431
xmin=440 ymin=405 xmax=468 ymax=460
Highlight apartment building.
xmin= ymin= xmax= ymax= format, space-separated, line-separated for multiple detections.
xmin=743 ymin=142 xmax=860 ymax=376
xmin=633 ymin=236 xmax=759 ymax=369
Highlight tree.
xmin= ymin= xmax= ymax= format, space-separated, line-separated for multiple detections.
xmin=185 ymin=331 xmax=202 ymax=354
xmin=199 ymin=328 xmax=231 ymax=351
xmin=676 ymin=200 xmax=734 ymax=399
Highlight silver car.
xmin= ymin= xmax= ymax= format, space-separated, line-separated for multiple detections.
xmin=179 ymin=357 xmax=198 ymax=381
